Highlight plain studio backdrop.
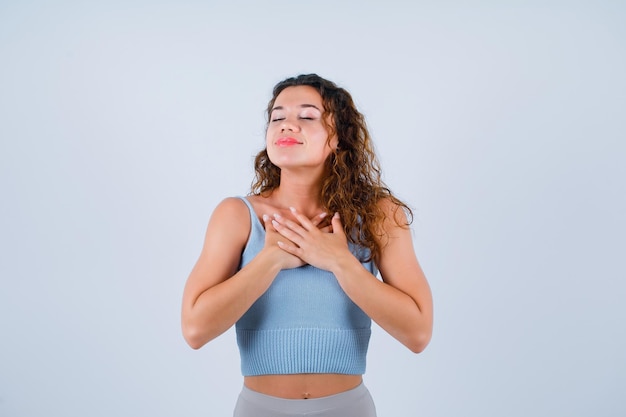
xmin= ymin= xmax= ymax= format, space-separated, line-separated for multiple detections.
xmin=0 ymin=1 xmax=624 ymax=416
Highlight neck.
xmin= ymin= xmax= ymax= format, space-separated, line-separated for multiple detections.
xmin=271 ymin=171 xmax=324 ymax=214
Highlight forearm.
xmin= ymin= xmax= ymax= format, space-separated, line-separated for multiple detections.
xmin=332 ymin=256 xmax=432 ymax=353
xmin=182 ymin=249 xmax=281 ymax=349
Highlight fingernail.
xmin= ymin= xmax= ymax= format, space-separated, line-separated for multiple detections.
xmin=263 ymin=214 xmax=269 ymax=221
xmin=272 ymin=219 xmax=279 ymax=227
xmin=289 ymin=207 xmax=296 ymax=213
xmin=273 ymin=213 xmax=282 ymax=219
xmin=334 ymin=212 xmax=340 ymax=218
xmin=319 ymin=212 xmax=327 ymax=218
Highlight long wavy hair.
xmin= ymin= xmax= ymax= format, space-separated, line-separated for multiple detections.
xmin=251 ymin=74 xmax=412 ymax=265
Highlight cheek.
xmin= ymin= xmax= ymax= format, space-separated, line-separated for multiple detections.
xmin=324 ymin=130 xmax=338 ymax=151
xmin=265 ymin=147 xmax=279 ymax=167
xmin=265 ymin=135 xmax=274 ymax=154
xmin=265 ymin=127 xmax=276 ymax=147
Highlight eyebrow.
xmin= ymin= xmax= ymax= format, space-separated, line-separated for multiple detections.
xmin=271 ymin=104 xmax=322 ymax=112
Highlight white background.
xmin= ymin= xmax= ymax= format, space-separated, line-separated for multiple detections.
xmin=1 ymin=1 xmax=624 ymax=416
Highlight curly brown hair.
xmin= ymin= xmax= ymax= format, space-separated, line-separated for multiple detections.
xmin=251 ymin=74 xmax=412 ymax=265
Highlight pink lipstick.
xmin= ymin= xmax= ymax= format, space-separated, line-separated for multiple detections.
xmin=276 ymin=137 xmax=302 ymax=146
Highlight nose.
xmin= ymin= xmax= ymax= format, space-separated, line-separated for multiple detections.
xmin=280 ymin=117 xmax=300 ymax=132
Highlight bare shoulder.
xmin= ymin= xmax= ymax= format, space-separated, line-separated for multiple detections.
xmin=206 ymin=196 xmax=251 ymax=246
xmin=376 ymin=197 xmax=411 ymax=236
xmin=374 ymin=197 xmax=426 ymax=290
xmin=212 ymin=196 xmax=250 ymax=219
xmin=184 ymin=197 xmax=252 ymax=294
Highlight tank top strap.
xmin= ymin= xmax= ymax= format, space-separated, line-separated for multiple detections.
xmin=237 ymin=196 xmax=265 ymax=264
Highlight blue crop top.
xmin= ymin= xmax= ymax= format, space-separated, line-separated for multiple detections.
xmin=235 ymin=197 xmax=377 ymax=376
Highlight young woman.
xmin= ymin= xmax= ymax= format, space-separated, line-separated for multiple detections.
xmin=181 ymin=74 xmax=433 ymax=417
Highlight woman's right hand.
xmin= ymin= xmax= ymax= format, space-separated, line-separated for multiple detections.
xmin=262 ymin=211 xmax=329 ymax=270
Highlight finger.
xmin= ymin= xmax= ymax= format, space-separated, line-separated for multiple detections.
xmin=309 ymin=211 xmax=328 ymax=227
xmin=289 ymin=207 xmax=318 ymax=231
xmin=277 ymin=240 xmax=302 ymax=257
xmin=273 ymin=212 xmax=308 ymax=237
xmin=262 ymin=214 xmax=275 ymax=231
xmin=272 ymin=219 xmax=303 ymax=243
xmin=331 ymin=212 xmax=345 ymax=235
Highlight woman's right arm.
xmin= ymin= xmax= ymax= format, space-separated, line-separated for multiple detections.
xmin=181 ymin=197 xmax=283 ymax=349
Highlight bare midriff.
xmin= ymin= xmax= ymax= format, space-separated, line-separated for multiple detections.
xmin=244 ymin=374 xmax=363 ymax=399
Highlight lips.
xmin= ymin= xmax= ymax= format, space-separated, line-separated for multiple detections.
xmin=276 ymin=137 xmax=302 ymax=146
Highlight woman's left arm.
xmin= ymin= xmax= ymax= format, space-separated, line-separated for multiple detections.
xmin=271 ymin=199 xmax=433 ymax=353
xmin=359 ymin=198 xmax=433 ymax=352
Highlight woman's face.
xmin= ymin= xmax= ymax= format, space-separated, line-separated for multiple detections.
xmin=266 ymin=86 xmax=337 ymax=171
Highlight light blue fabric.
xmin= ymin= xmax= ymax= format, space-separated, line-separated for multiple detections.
xmin=235 ymin=197 xmax=377 ymax=376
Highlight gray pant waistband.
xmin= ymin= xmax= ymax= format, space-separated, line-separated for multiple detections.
xmin=235 ymin=382 xmax=376 ymax=416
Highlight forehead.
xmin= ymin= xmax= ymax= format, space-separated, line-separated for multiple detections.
xmin=273 ymin=85 xmax=324 ymax=109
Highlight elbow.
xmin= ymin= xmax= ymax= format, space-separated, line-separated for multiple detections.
xmin=406 ymin=331 xmax=432 ymax=354
xmin=408 ymin=341 xmax=429 ymax=354
xmin=185 ymin=337 xmax=204 ymax=351
xmin=182 ymin=322 xmax=208 ymax=350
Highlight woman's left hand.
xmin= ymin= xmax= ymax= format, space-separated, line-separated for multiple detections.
xmin=271 ymin=207 xmax=353 ymax=272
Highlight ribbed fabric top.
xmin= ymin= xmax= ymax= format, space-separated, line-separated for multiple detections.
xmin=235 ymin=197 xmax=377 ymax=376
